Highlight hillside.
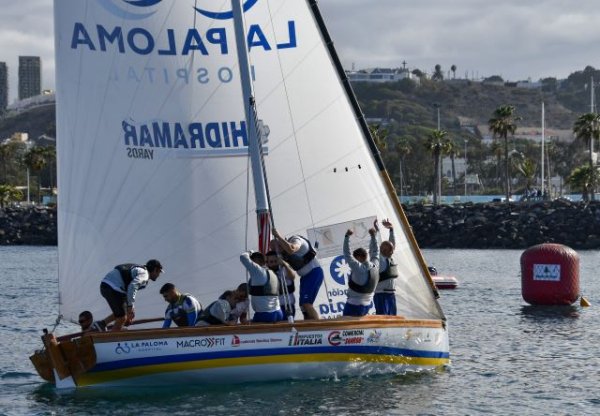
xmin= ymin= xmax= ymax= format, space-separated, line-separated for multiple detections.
xmin=0 ymin=105 xmax=55 ymax=143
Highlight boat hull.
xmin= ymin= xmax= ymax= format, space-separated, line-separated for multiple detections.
xmin=33 ymin=316 xmax=450 ymax=388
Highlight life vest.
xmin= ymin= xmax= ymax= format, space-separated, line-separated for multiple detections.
xmin=249 ymin=269 xmax=280 ymax=296
xmin=114 ymin=263 xmax=145 ymax=287
xmin=198 ymin=301 xmax=225 ymax=325
xmin=282 ymin=236 xmax=317 ymax=271
xmin=278 ymin=275 xmax=296 ymax=295
xmin=279 ymin=272 xmax=296 ymax=295
xmin=379 ymin=257 xmax=399 ymax=281
xmin=348 ymin=265 xmax=379 ymax=294
xmin=167 ymin=294 xmax=195 ymax=327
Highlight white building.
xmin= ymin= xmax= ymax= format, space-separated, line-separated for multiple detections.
xmin=347 ymin=67 xmax=419 ymax=84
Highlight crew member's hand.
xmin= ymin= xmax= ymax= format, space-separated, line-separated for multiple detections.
xmin=382 ymin=219 xmax=393 ymax=229
xmin=272 ymin=229 xmax=282 ymax=239
xmin=345 ymin=229 xmax=353 ymax=237
xmin=368 ymin=227 xmax=376 ymax=236
xmin=126 ymin=306 xmax=135 ymax=325
xmin=373 ymin=219 xmax=380 ymax=232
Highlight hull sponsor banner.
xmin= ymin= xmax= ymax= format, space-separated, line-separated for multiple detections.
xmin=92 ymin=326 xmax=447 ymax=365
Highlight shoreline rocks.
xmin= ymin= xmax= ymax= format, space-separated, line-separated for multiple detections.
xmin=2 ymin=200 xmax=600 ymax=249
xmin=404 ymin=199 xmax=600 ymax=249
xmin=0 ymin=206 xmax=57 ymax=245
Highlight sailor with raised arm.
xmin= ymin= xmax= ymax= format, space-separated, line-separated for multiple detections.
xmin=271 ymin=230 xmax=324 ymax=320
xmin=342 ymin=228 xmax=380 ymax=317
xmin=159 ymin=283 xmax=202 ymax=328
xmin=373 ymin=219 xmax=398 ymax=315
xmin=99 ymin=259 xmax=163 ymax=331
xmin=239 ymin=251 xmax=283 ymax=323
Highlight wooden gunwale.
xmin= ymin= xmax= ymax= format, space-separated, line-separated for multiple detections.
xmin=72 ymin=316 xmax=444 ymax=343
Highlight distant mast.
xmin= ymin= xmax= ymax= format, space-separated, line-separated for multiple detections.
xmin=541 ymin=101 xmax=545 ymax=195
xmin=232 ymin=0 xmax=272 ymax=253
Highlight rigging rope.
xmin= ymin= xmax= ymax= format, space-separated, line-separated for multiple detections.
xmin=264 ymin=0 xmax=331 ymax=300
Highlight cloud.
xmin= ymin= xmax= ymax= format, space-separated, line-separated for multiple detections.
xmin=2 ymin=0 xmax=600 ymax=102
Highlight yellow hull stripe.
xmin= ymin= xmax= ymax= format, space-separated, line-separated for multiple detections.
xmin=77 ymin=353 xmax=449 ymax=386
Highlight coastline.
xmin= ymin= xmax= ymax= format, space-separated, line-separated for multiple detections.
xmin=1 ymin=200 xmax=599 ymax=249
xmin=405 ymin=199 xmax=600 ymax=249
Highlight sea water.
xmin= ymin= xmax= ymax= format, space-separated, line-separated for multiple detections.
xmin=1 ymin=246 xmax=599 ymax=415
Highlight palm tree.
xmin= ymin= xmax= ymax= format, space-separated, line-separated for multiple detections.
xmin=445 ymin=140 xmax=459 ymax=194
xmin=489 ymin=105 xmax=520 ymax=202
xmin=573 ymin=113 xmax=600 ymax=200
xmin=0 ymin=185 xmax=23 ymax=209
xmin=425 ymin=129 xmax=449 ymax=205
xmin=23 ymin=146 xmax=48 ymax=204
xmin=395 ymin=137 xmax=412 ymax=196
xmin=432 ymin=64 xmax=444 ymax=81
xmin=369 ymin=124 xmax=388 ymax=151
xmin=41 ymin=146 xmax=56 ymax=192
xmin=0 ymin=144 xmax=11 ymax=184
xmin=516 ymin=157 xmax=537 ymax=193
xmin=568 ymin=165 xmax=598 ymax=201
xmin=451 ymin=64 xmax=457 ymax=79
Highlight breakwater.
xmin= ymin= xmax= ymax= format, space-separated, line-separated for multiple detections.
xmin=0 ymin=206 xmax=57 ymax=245
xmin=404 ymin=199 xmax=600 ymax=249
xmin=1 ymin=200 xmax=600 ymax=249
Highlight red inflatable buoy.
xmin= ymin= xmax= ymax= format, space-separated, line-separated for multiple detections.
xmin=520 ymin=243 xmax=579 ymax=305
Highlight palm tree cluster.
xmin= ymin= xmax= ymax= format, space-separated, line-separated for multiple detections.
xmin=572 ymin=112 xmax=600 ymax=200
xmin=488 ymin=105 xmax=520 ymax=202
xmin=0 ymin=142 xmax=56 ymax=205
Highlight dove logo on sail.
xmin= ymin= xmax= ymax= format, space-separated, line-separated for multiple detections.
xmin=98 ymin=0 xmax=163 ymax=20
xmin=194 ymin=0 xmax=259 ymax=20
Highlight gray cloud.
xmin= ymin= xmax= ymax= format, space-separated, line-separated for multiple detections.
xmin=1 ymin=0 xmax=600 ymax=102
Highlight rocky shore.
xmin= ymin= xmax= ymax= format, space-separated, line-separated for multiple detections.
xmin=0 ymin=206 xmax=57 ymax=245
xmin=1 ymin=200 xmax=600 ymax=249
xmin=405 ymin=199 xmax=600 ymax=249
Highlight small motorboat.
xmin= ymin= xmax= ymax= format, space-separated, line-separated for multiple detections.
xmin=428 ymin=267 xmax=459 ymax=290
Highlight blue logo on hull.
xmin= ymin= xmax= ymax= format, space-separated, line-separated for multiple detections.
xmin=194 ymin=0 xmax=259 ymax=20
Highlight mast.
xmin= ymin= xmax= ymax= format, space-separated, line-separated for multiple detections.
xmin=541 ymin=101 xmax=545 ymax=196
xmin=232 ymin=0 xmax=272 ymax=254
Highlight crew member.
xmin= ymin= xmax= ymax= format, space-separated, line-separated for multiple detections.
xmin=99 ymin=259 xmax=163 ymax=331
xmin=342 ymin=228 xmax=379 ymax=317
xmin=239 ymin=251 xmax=283 ymax=323
xmin=271 ymin=230 xmax=323 ymax=320
xmin=374 ymin=219 xmax=398 ymax=315
xmin=197 ymin=290 xmax=238 ymax=326
xmin=266 ymin=251 xmax=298 ymax=320
xmin=229 ymin=283 xmax=250 ymax=324
xmin=160 ymin=283 xmax=202 ymax=328
xmin=78 ymin=311 xmax=106 ymax=332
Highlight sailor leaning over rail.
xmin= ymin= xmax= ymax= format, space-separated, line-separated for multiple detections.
xmin=197 ymin=290 xmax=239 ymax=326
xmin=373 ymin=219 xmax=398 ymax=316
xmin=342 ymin=228 xmax=380 ymax=317
xmin=160 ymin=283 xmax=202 ymax=328
xmin=99 ymin=259 xmax=163 ymax=331
xmin=239 ymin=251 xmax=284 ymax=323
xmin=271 ymin=230 xmax=324 ymax=320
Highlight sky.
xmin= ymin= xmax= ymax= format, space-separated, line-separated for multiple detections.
xmin=2 ymin=0 xmax=600 ymax=102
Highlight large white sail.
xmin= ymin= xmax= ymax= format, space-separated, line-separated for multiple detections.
xmin=55 ymin=0 xmax=442 ymax=322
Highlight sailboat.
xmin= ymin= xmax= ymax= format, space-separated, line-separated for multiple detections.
xmin=30 ymin=0 xmax=449 ymax=388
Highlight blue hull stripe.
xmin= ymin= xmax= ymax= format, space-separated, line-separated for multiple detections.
xmin=91 ymin=345 xmax=450 ymax=373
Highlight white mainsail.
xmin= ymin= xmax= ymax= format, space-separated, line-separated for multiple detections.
xmin=55 ymin=0 xmax=443 ymax=323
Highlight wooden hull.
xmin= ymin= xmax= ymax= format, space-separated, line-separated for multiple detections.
xmin=31 ymin=316 xmax=450 ymax=388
